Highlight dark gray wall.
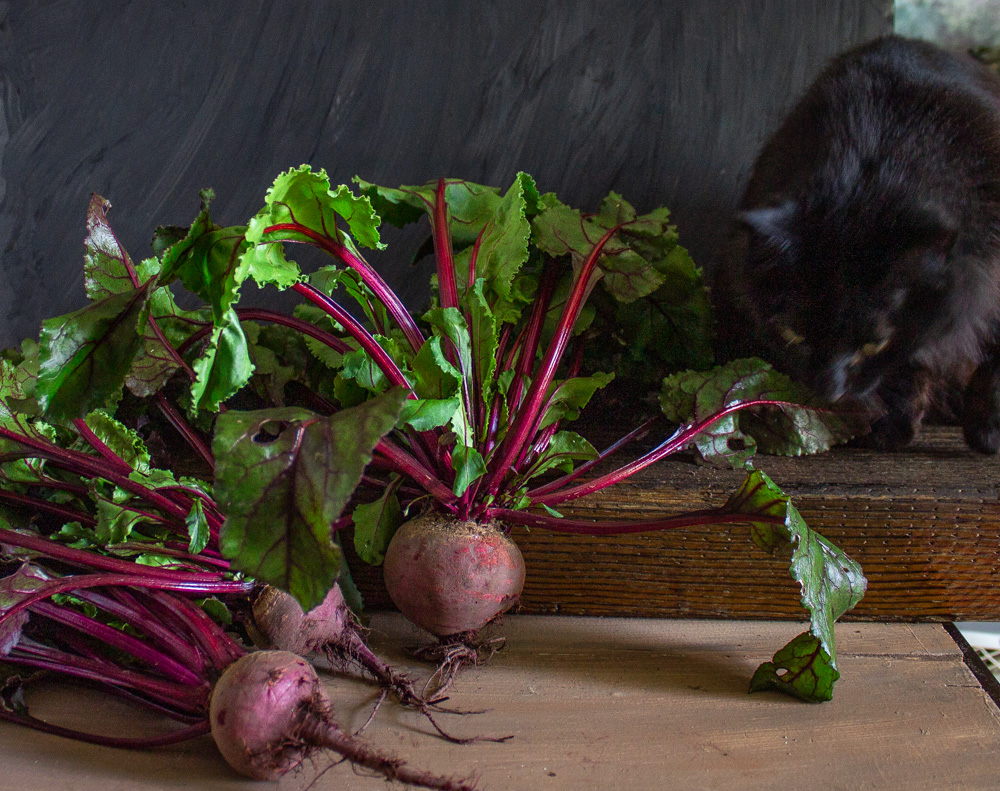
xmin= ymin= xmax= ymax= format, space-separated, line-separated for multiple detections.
xmin=0 ymin=1 xmax=892 ymax=347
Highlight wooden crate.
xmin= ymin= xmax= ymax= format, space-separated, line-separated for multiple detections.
xmin=351 ymin=426 xmax=1000 ymax=621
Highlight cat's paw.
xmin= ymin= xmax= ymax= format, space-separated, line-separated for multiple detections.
xmin=859 ymin=412 xmax=918 ymax=451
xmin=963 ymin=412 xmax=1000 ymax=454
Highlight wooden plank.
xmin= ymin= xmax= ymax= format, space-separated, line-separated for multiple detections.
xmin=350 ymin=425 xmax=1000 ymax=620
xmin=3 ymin=615 xmax=999 ymax=790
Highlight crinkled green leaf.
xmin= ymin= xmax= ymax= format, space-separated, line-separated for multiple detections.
xmin=352 ymin=483 xmax=403 ymax=565
xmin=726 ymin=468 xmax=866 ymax=699
xmin=37 ymin=281 xmax=153 ymax=421
xmin=453 ymin=175 xmax=533 ymax=298
xmin=213 ymin=388 xmax=407 ymax=611
xmin=77 ymin=410 xmax=151 ymax=474
xmin=245 ymin=167 xmax=384 ymax=275
xmin=95 ymin=498 xmax=152 ymax=545
xmin=423 ymin=307 xmax=473 ymax=385
xmin=660 ymin=358 xmax=863 ymax=467
xmin=749 ymin=632 xmax=840 ymax=702
xmin=190 ymin=308 xmax=254 ymax=413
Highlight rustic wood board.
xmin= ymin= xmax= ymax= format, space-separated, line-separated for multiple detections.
xmin=3 ymin=615 xmax=999 ymax=790
xmin=350 ymin=426 xmax=1000 ymax=620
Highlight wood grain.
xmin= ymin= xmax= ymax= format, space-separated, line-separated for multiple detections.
xmin=0 ymin=1 xmax=890 ymax=347
xmin=3 ymin=616 xmax=999 ymax=790
xmin=350 ymin=425 xmax=1000 ymax=620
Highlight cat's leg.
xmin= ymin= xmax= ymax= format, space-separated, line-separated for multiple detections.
xmin=863 ymin=366 xmax=935 ymax=451
xmin=963 ymin=335 xmax=1000 ymax=454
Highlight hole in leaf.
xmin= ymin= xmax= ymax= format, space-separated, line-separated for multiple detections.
xmin=775 ymin=668 xmax=789 ymax=677
xmin=252 ymin=421 xmax=289 ymax=444
xmin=727 ymin=437 xmax=747 ymax=451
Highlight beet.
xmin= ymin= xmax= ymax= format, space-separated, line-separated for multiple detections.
xmin=209 ymin=650 xmax=475 ymax=789
xmin=382 ymin=517 xmax=525 ymax=639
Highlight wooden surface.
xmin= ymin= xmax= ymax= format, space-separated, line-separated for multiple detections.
xmin=351 ymin=425 xmax=1000 ymax=621
xmin=0 ymin=1 xmax=891 ymax=347
xmin=4 ymin=614 xmax=1000 ymax=790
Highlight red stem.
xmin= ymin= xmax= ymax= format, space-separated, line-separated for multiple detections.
xmin=155 ymin=393 xmax=215 ymax=471
xmin=483 ymin=225 xmax=622 ymax=497
xmin=236 ymin=307 xmax=352 ymax=353
xmin=292 ymin=283 xmax=415 ymax=394
xmin=526 ymin=417 xmax=658 ymax=500
xmin=0 ymin=710 xmax=210 ymax=748
xmin=264 ymin=223 xmax=425 ymax=353
xmin=0 ymin=489 xmax=97 ymax=526
xmin=531 ymin=400 xmax=795 ymax=506
xmin=431 ymin=178 xmax=459 ymax=310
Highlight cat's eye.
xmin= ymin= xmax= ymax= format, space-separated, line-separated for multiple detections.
xmin=779 ymin=326 xmax=805 ymax=346
xmin=860 ymin=339 xmax=889 ymax=358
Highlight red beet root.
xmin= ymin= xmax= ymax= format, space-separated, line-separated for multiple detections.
xmin=383 ymin=517 xmax=525 ymax=639
xmin=209 ymin=650 xmax=475 ymax=789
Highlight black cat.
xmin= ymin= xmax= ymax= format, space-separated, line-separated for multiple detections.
xmin=713 ymin=35 xmax=1000 ymax=452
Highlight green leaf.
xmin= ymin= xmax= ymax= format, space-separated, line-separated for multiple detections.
xmin=526 ymin=431 xmax=598 ymax=479
xmin=451 ymin=444 xmax=487 ymax=497
xmin=213 ymin=388 xmax=407 ymax=611
xmin=726 ymin=468 xmax=866 ymax=699
xmin=466 ymin=279 xmax=498 ymax=407
xmin=397 ymin=397 xmax=461 ymax=431
xmin=354 ymin=176 xmax=501 ymax=245
xmin=83 ymin=194 xmax=142 ymax=301
xmin=77 ymin=411 xmax=151 ymax=474
xmin=410 ymin=336 xmax=461 ymax=400
xmin=186 ymin=499 xmax=210 ymax=555
xmin=539 ymin=372 xmax=615 ymax=429
xmin=37 ymin=281 xmax=153 ymax=421
xmin=352 ymin=484 xmax=403 ymax=565
xmin=749 ymin=632 xmax=840 ymax=702
xmin=0 ymin=360 xmax=55 ymax=485
xmin=94 ymin=499 xmax=152 ymax=545
xmin=169 ymin=225 xmax=249 ymax=320
xmin=454 ymin=175 xmax=533 ymax=299
xmin=246 ymin=167 xmax=384 ymax=272
xmin=127 ymin=265 xmax=211 ymax=398
xmin=190 ymin=308 xmax=255 ymax=413
xmin=660 ymin=358 xmax=864 ymax=467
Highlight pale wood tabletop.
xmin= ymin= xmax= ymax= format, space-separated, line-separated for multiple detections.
xmin=4 ymin=614 xmax=1000 ymax=790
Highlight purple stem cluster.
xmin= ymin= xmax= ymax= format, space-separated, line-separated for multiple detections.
xmin=253 ymin=190 xmax=793 ymax=535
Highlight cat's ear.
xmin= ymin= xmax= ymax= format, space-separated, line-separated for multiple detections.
xmin=737 ymin=200 xmax=798 ymax=250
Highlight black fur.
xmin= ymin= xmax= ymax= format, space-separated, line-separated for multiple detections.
xmin=714 ymin=36 xmax=1000 ymax=452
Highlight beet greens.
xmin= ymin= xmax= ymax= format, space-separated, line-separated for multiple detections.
xmin=3 ymin=166 xmax=867 ymax=703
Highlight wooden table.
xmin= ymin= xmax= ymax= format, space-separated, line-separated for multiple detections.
xmin=4 ymin=614 xmax=1000 ymax=790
